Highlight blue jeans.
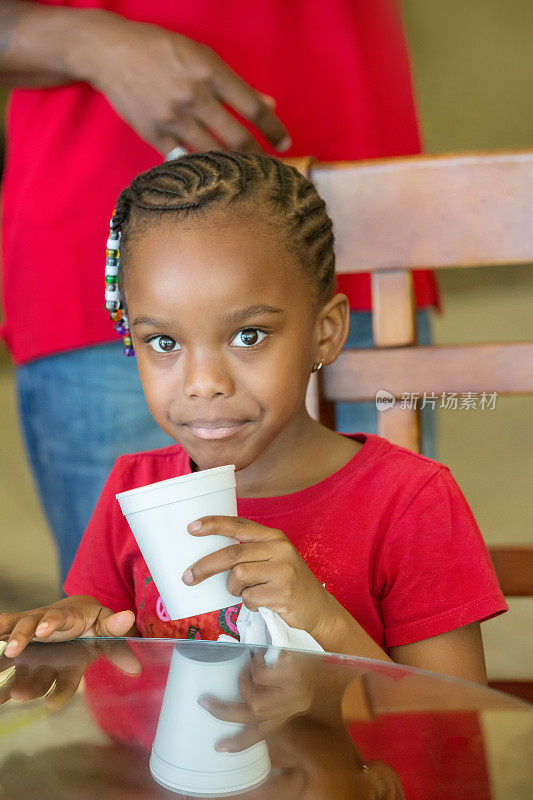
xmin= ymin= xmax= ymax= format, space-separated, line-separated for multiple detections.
xmin=16 ymin=342 xmax=173 ymax=585
xmin=335 ymin=309 xmax=435 ymax=459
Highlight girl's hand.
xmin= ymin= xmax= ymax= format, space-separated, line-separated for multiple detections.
xmin=183 ymin=516 xmax=334 ymax=636
xmin=199 ymin=650 xmax=315 ymax=752
xmin=0 ymin=639 xmax=141 ymax=709
xmin=0 ymin=596 xmax=138 ymax=659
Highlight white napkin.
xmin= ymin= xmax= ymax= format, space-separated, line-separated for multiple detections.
xmin=217 ymin=605 xmax=324 ymax=653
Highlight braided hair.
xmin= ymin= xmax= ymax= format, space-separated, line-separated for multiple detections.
xmin=106 ymin=152 xmax=336 ymax=355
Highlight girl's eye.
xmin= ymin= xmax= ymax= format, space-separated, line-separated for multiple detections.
xmin=148 ymin=335 xmax=181 ymax=353
xmin=231 ymin=328 xmax=267 ymax=348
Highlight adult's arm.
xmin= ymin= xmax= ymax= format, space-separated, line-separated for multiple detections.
xmin=0 ymin=1 xmax=86 ymax=86
xmin=0 ymin=1 xmax=291 ymax=153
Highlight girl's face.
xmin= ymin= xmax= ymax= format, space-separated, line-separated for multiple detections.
xmin=124 ymin=210 xmax=332 ymax=473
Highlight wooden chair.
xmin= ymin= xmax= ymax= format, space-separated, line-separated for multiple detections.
xmin=291 ymin=151 xmax=533 ymax=698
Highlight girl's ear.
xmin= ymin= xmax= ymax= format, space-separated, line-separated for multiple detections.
xmin=312 ymin=292 xmax=350 ymax=369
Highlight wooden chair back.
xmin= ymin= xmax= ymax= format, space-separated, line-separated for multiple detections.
xmin=292 ymin=151 xmax=533 ymax=697
xmin=290 ymin=152 xmax=533 ymax=603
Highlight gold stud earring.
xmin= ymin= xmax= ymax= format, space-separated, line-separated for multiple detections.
xmin=312 ymin=360 xmax=324 ymax=373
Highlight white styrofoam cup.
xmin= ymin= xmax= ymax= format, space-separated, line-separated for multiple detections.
xmin=116 ymin=465 xmax=239 ymax=620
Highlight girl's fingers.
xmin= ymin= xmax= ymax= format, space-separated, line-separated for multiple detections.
xmin=226 ymin=562 xmax=271 ymax=598
xmin=0 ymin=613 xmax=24 ymax=637
xmin=238 ymin=674 xmax=280 ymax=712
xmin=237 ymin=686 xmax=281 ymax=717
xmin=188 ymin=516 xmax=284 ymax=542
xmin=215 ymin=726 xmax=264 ymax=753
xmin=250 ymin=650 xmax=294 ymax=688
xmin=33 ymin=609 xmax=76 ymax=638
xmin=3 ymin=614 xmax=49 ymax=658
xmin=184 ymin=540 xmax=283 ymax=586
xmin=2 ymin=602 xmax=103 ymax=658
xmin=97 ymin=639 xmax=142 ymax=676
xmin=8 ymin=665 xmax=56 ymax=703
xmin=95 ymin=609 xmax=136 ymax=638
xmin=241 ymin=584 xmax=279 ymax=613
xmin=184 ymin=516 xmax=295 ymax=588
xmin=198 ymin=694 xmax=254 ymax=726
xmin=0 ymin=681 xmax=17 ymax=706
xmin=44 ymin=666 xmax=85 ymax=710
xmin=238 ymin=671 xmax=307 ymax=725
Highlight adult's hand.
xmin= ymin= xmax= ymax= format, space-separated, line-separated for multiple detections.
xmin=0 ymin=3 xmax=290 ymax=154
xmin=77 ymin=12 xmax=291 ymax=155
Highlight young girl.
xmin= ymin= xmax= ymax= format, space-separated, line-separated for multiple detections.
xmin=1 ymin=153 xmax=506 ymax=683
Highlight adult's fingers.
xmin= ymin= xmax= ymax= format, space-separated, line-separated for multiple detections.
xmin=188 ymin=86 xmax=262 ymax=152
xmin=259 ymin=93 xmax=277 ymax=110
xmin=208 ymin=58 xmax=290 ymax=151
xmin=162 ymin=106 xmax=224 ymax=153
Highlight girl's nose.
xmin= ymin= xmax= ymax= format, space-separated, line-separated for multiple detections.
xmin=182 ymin=353 xmax=234 ymax=400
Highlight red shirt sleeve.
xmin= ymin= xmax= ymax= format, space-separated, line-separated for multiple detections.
xmin=374 ymin=467 xmax=508 ymax=648
xmin=63 ymin=457 xmax=136 ymax=614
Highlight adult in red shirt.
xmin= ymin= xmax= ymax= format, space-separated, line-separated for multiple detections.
xmin=0 ymin=0 xmax=438 ymax=581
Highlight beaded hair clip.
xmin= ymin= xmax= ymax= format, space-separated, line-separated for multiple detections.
xmin=105 ymin=211 xmax=134 ymax=356
xmin=105 ymin=147 xmax=188 ymax=356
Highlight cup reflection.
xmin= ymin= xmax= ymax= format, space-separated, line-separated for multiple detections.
xmin=149 ymin=643 xmax=271 ymax=796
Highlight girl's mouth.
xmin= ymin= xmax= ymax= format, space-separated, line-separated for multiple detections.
xmin=184 ymin=420 xmax=250 ymax=441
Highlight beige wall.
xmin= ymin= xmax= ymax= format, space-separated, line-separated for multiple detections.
xmin=401 ymin=1 xmax=533 ymax=679
xmin=402 ymin=0 xmax=533 ymax=546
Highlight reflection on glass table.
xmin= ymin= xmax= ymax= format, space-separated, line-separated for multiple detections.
xmin=0 ymin=638 xmax=531 ymax=799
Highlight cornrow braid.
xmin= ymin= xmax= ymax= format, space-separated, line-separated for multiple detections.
xmin=106 ymin=152 xmax=335 ymax=355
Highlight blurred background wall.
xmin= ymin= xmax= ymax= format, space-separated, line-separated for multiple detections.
xmin=1 ymin=0 xmax=532 ymax=677
xmin=401 ymin=0 xmax=533 ymax=678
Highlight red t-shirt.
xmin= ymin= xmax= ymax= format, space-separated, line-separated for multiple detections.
xmin=349 ymin=713 xmax=492 ymax=800
xmin=1 ymin=0 xmax=438 ymax=365
xmin=64 ymin=433 xmax=507 ymax=649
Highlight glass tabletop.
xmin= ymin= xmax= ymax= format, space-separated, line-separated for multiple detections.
xmin=0 ymin=638 xmax=531 ymax=799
